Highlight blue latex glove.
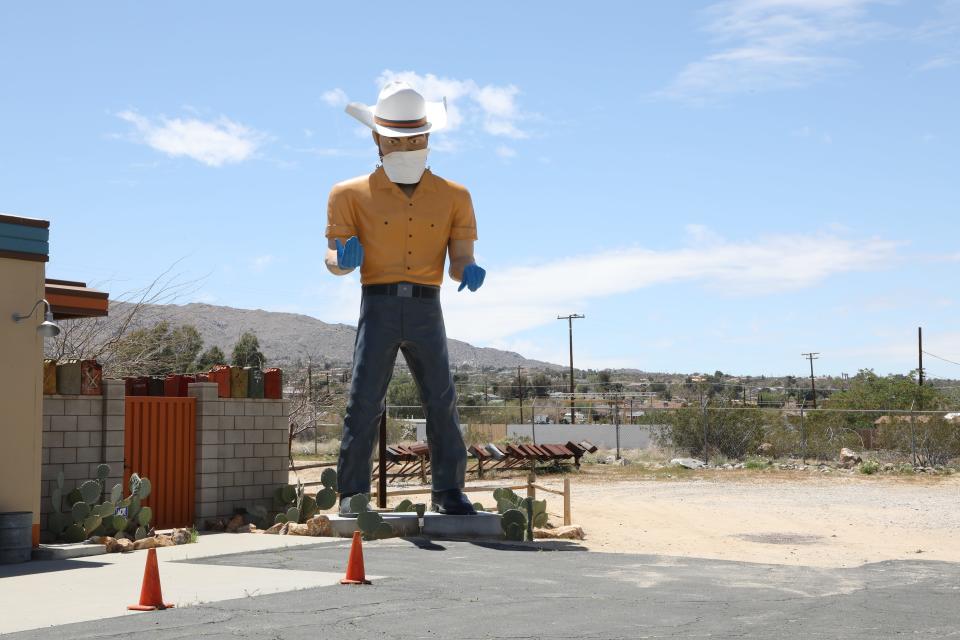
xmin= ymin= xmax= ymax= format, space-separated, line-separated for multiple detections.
xmin=458 ymin=263 xmax=486 ymax=292
xmin=335 ymin=236 xmax=364 ymax=270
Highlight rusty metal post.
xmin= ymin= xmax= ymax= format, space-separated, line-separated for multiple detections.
xmin=377 ymin=410 xmax=387 ymax=508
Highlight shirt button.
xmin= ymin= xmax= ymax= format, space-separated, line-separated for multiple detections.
xmin=409 ymin=234 xmax=413 ymax=238
xmin=384 ymin=221 xmax=388 ymax=225
xmin=408 ymin=203 xmax=413 ymax=207
xmin=408 ymin=251 xmax=412 ymax=255
xmin=409 ymin=217 xmax=413 ymax=221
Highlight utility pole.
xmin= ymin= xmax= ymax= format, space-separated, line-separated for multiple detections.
xmin=307 ymin=358 xmax=313 ymax=402
xmin=801 ymin=352 xmax=820 ymax=409
xmin=918 ymin=326 xmax=924 ymax=386
xmin=517 ymin=366 xmax=524 ymax=424
xmin=557 ymin=314 xmax=585 ymax=421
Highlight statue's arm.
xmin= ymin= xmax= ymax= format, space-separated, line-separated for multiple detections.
xmin=325 ymin=238 xmax=355 ymax=276
xmin=448 ymin=238 xmax=476 ymax=282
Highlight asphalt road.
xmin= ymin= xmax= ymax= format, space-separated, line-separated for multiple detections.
xmin=9 ymin=537 xmax=960 ymax=639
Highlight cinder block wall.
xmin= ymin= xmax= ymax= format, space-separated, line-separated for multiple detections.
xmin=39 ymin=379 xmax=125 ymax=535
xmin=188 ymin=382 xmax=290 ymax=525
xmin=40 ymin=380 xmax=290 ymax=535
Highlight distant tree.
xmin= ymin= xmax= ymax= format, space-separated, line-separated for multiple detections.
xmin=597 ymin=370 xmax=612 ymax=385
xmin=231 ymin=331 xmax=266 ymax=368
xmin=169 ymin=325 xmax=203 ymax=373
xmin=387 ymin=374 xmax=422 ymax=410
xmin=110 ymin=321 xmax=203 ymax=376
xmin=531 ymin=372 xmax=551 ymax=397
xmin=196 ymin=345 xmax=226 ymax=371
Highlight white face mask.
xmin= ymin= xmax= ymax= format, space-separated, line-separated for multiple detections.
xmin=381 ymin=148 xmax=429 ymax=184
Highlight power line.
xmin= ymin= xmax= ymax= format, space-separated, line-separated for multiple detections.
xmin=922 ymin=350 xmax=960 ymax=368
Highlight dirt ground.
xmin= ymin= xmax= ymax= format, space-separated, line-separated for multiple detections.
xmin=290 ymin=461 xmax=960 ymax=568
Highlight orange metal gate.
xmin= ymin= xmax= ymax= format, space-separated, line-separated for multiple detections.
xmin=124 ymin=397 xmax=196 ymax=529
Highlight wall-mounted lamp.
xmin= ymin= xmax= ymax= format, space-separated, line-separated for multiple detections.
xmin=12 ymin=298 xmax=61 ymax=338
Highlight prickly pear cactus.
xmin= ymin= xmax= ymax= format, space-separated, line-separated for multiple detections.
xmin=320 ymin=468 xmax=337 ymax=491
xmin=394 ymin=499 xmax=415 ymax=512
xmin=501 ymin=508 xmax=527 ymax=541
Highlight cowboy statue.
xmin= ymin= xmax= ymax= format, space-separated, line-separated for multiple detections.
xmin=325 ymin=81 xmax=486 ymax=516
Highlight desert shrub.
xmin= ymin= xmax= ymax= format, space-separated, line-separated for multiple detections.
xmin=656 ymin=407 xmax=766 ymax=460
xmin=798 ymin=410 xmax=864 ymax=461
xmin=875 ymin=414 xmax=960 ymax=467
xmin=860 ymin=459 xmax=880 ymax=475
xmin=743 ymin=456 xmax=770 ymax=470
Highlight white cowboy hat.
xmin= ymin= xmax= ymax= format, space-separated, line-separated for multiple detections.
xmin=345 ymin=81 xmax=447 ymax=137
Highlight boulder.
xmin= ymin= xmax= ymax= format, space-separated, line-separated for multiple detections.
xmin=225 ymin=515 xmax=245 ymax=533
xmin=284 ymin=515 xmax=332 ymax=537
xmin=204 ymin=519 xmax=226 ymax=532
xmin=264 ymin=522 xmax=284 ymax=535
xmin=107 ymin=537 xmax=134 ymax=553
xmin=534 ymin=525 xmax=585 ymax=540
xmin=171 ymin=528 xmax=191 ymax=545
xmin=236 ymin=523 xmax=258 ymax=534
xmin=839 ymin=448 xmax=862 ymax=468
xmin=757 ymin=442 xmax=774 ymax=456
xmin=670 ymin=457 xmax=706 ymax=469
xmin=133 ymin=535 xmax=175 ymax=551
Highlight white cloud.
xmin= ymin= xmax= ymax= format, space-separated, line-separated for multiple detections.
xmin=375 ymin=70 xmax=531 ymax=142
xmin=442 ymin=229 xmax=899 ymax=343
xmin=660 ymin=0 xmax=887 ymax=102
xmin=321 ymin=88 xmax=349 ymax=107
xmin=118 ymin=110 xmax=265 ymax=167
xmin=495 ymin=145 xmax=517 ymax=158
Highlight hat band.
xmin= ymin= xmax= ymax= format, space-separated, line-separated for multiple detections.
xmin=374 ymin=115 xmax=428 ymax=129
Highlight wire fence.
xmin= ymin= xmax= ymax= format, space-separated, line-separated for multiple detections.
xmin=289 ymin=402 xmax=960 ymax=468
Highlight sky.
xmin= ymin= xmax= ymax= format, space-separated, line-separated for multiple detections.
xmin=2 ymin=1 xmax=959 ymax=378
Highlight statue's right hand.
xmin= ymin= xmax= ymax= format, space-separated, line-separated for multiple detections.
xmin=335 ymin=236 xmax=364 ymax=270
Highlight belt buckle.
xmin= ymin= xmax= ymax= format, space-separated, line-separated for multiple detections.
xmin=397 ymin=283 xmax=413 ymax=298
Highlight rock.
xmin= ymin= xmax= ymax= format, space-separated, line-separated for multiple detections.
xmin=236 ymin=523 xmax=258 ymax=534
xmin=603 ymin=455 xmax=617 ymax=464
xmin=171 ymin=528 xmax=191 ymax=545
xmin=757 ymin=442 xmax=774 ymax=456
xmin=265 ymin=522 xmax=284 ymax=535
xmin=279 ymin=522 xmax=290 ymax=535
xmin=204 ymin=519 xmax=226 ymax=532
xmin=133 ymin=535 xmax=175 ymax=551
xmin=839 ymin=448 xmax=862 ymax=468
xmin=107 ymin=537 xmax=134 ymax=553
xmin=284 ymin=515 xmax=332 ymax=537
xmin=534 ymin=525 xmax=585 ymax=540
xmin=225 ymin=515 xmax=245 ymax=533
xmin=670 ymin=457 xmax=705 ymax=469
xmin=116 ymin=532 xmax=131 ymax=541
xmin=89 ymin=535 xmax=111 ymax=544
xmin=307 ymin=515 xmax=332 ymax=536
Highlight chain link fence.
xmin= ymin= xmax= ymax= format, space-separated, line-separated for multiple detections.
xmin=289 ymin=402 xmax=960 ymax=468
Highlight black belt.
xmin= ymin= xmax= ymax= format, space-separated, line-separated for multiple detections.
xmin=363 ymin=282 xmax=440 ymax=299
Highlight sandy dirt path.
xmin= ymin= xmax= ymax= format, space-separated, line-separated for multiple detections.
xmin=291 ymin=464 xmax=960 ymax=568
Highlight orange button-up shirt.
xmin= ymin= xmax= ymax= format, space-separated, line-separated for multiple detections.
xmin=325 ymin=167 xmax=478 ymax=286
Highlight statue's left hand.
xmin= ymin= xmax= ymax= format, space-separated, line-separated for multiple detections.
xmin=457 ymin=263 xmax=486 ymax=292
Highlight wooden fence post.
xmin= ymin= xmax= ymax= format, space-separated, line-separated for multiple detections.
xmin=563 ymin=478 xmax=571 ymax=526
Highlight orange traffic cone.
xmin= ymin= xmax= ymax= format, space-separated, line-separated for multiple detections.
xmin=340 ymin=530 xmax=372 ymax=585
xmin=128 ymin=548 xmax=175 ymax=611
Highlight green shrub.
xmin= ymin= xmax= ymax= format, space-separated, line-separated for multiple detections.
xmin=743 ymin=457 xmax=769 ymax=470
xmin=860 ymin=460 xmax=880 ymax=475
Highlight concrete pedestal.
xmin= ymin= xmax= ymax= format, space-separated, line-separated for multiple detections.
xmin=327 ymin=511 xmax=502 ymax=539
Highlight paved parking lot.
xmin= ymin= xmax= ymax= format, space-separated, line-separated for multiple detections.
xmin=9 ymin=537 xmax=960 ymax=639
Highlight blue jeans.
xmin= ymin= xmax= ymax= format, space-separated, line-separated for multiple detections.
xmin=337 ymin=289 xmax=467 ymax=496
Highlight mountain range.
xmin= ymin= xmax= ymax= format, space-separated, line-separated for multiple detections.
xmin=122 ymin=302 xmax=559 ymax=370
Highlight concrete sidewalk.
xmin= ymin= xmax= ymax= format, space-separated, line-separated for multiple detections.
xmin=0 ymin=533 xmax=356 ymax=635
